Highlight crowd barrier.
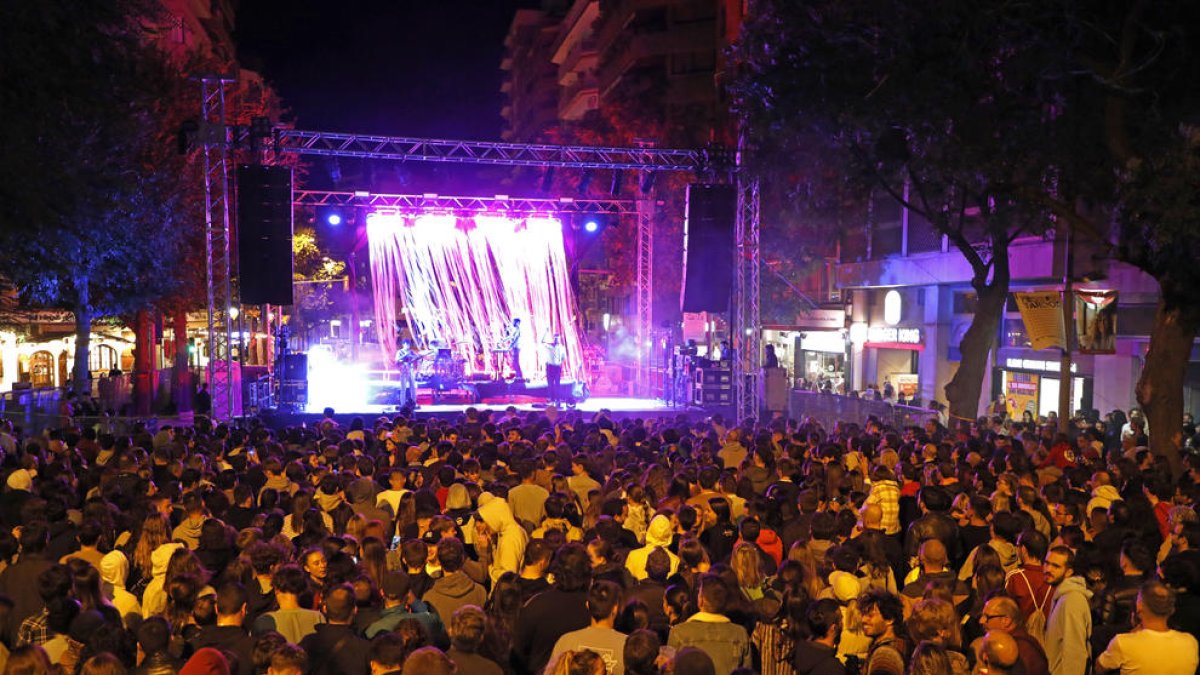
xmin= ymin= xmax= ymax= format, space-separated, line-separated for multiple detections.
xmin=788 ymin=389 xmax=936 ymax=430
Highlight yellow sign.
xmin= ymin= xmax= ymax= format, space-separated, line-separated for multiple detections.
xmin=1013 ymin=292 xmax=1064 ymax=351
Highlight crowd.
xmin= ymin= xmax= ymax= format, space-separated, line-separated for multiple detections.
xmin=0 ymin=401 xmax=1196 ymax=675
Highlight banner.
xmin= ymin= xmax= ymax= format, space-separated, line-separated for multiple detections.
xmin=1005 ymin=371 xmax=1039 ymax=418
xmin=1013 ymin=291 xmax=1065 ymax=351
xmin=1075 ymin=290 xmax=1117 ymax=354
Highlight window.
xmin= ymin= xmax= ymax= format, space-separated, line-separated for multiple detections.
xmin=29 ymin=351 xmax=54 ymax=388
xmin=90 ymin=345 xmax=117 ymax=374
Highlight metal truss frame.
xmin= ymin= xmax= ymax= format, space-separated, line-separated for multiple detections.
xmin=183 ymin=125 xmax=764 ymax=407
xmin=292 ymin=190 xmax=645 ymax=215
xmin=635 ymin=198 xmax=655 ymax=390
xmin=734 ymin=177 xmax=762 ymax=420
xmin=276 ymin=130 xmax=703 ymax=171
xmin=199 ymin=76 xmax=236 ymax=420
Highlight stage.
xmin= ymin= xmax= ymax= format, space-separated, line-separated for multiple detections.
xmin=263 ymin=395 xmax=696 ymax=427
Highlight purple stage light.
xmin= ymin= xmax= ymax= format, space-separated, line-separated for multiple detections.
xmin=327 ymin=213 xmax=342 ymax=226
xmin=584 ymin=219 xmax=600 ymax=233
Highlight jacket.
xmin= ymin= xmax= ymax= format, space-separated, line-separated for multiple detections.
xmin=514 ymin=588 xmax=590 ymax=675
xmin=132 ymin=651 xmax=184 ymax=675
xmin=142 ymin=543 xmax=184 ymax=618
xmin=299 ymin=623 xmax=370 ymax=675
xmin=1087 ymin=485 xmax=1121 ymax=516
xmin=904 ymin=512 xmax=961 ymax=566
xmin=1044 ymin=576 xmax=1092 ymax=675
xmin=793 ymin=639 xmax=846 ymax=675
xmin=477 ymin=494 xmax=528 ymax=583
xmin=0 ymin=553 xmax=54 ymax=645
xmin=188 ymin=625 xmax=256 ymax=675
xmin=667 ymin=612 xmax=751 ymax=675
xmin=421 ymin=571 xmax=486 ymax=626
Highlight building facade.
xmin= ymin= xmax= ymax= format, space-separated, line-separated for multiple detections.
xmin=835 ymin=203 xmax=1196 ymax=419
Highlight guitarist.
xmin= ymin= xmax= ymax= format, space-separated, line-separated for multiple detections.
xmin=394 ymin=339 xmax=421 ymax=407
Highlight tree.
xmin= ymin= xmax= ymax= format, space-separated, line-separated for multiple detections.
xmin=730 ymin=0 xmax=1070 ymax=422
xmin=0 ymin=0 xmax=197 ymax=394
xmin=1027 ymin=1 xmax=1200 ymax=476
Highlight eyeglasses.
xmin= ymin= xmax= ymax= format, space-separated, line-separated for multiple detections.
xmin=981 ymin=614 xmax=1006 ymax=622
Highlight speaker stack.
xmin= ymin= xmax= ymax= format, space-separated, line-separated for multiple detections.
xmin=680 ymin=184 xmax=736 ymax=313
xmin=236 ymin=165 xmax=294 ymax=306
xmin=693 ymin=365 xmax=733 ymax=406
xmin=279 ymin=353 xmax=307 ymax=407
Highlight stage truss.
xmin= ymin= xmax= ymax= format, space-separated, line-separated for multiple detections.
xmin=197 ymin=120 xmax=763 ymax=417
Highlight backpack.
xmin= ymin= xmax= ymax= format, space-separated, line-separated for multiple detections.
xmin=1016 ymin=569 xmax=1050 ymax=647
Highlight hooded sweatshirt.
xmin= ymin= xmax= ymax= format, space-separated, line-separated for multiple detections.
xmin=142 ymin=542 xmax=184 ymax=618
xmin=1045 ymin=575 xmax=1093 ymax=675
xmin=100 ymin=550 xmax=142 ymax=624
xmin=422 ymin=570 xmax=487 ymax=626
xmin=958 ymin=538 xmax=1019 ymax=580
xmin=1086 ymin=484 xmax=1121 ymax=516
xmin=624 ymin=515 xmax=681 ymax=580
xmin=477 ymin=493 xmax=529 ymax=584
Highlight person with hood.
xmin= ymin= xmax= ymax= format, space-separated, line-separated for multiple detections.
xmin=476 ymin=492 xmax=528 ymax=584
xmin=625 ymin=515 xmax=680 ymax=581
xmin=141 ymin=542 xmax=184 ymax=618
xmin=99 ymin=550 xmax=141 ymax=627
xmin=959 ymin=511 xmax=1021 ymax=581
xmin=172 ymin=493 xmax=207 ymax=550
xmin=1043 ymin=545 xmax=1092 ymax=675
xmin=421 ymin=537 xmax=485 ymax=625
xmin=346 ymin=479 xmax=393 ymax=539
xmin=1086 ymin=472 xmax=1122 ymax=518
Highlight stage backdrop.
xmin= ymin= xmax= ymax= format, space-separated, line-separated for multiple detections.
xmin=367 ymin=212 xmax=587 ymax=384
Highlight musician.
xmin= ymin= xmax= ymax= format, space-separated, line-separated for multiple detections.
xmin=394 ymin=339 xmax=419 ymax=407
xmin=543 ymin=334 xmax=566 ymax=404
xmin=503 ymin=318 xmax=523 ymax=380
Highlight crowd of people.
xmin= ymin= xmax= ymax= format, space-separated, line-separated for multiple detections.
xmin=0 ymin=401 xmax=1196 ymax=675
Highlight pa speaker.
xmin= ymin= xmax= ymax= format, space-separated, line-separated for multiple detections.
xmin=237 ymin=165 xmax=294 ymax=305
xmin=680 ymin=184 xmax=735 ymax=313
xmin=281 ymin=353 xmax=307 ymax=382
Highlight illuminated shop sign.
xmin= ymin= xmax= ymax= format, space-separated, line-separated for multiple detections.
xmin=867 ymin=326 xmax=922 ymax=345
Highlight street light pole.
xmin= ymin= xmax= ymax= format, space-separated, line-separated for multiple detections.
xmin=1059 ymin=227 xmax=1074 ymax=433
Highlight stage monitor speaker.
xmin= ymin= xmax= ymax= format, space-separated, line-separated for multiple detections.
xmin=680 ymin=183 xmax=736 ymax=313
xmin=281 ymin=353 xmax=307 ymax=382
xmin=237 ymin=165 xmax=294 ymax=305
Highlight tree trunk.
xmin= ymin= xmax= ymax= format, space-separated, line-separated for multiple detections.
xmin=1135 ymin=299 xmax=1196 ymax=480
xmin=172 ymin=312 xmax=192 ymax=413
xmin=133 ymin=309 xmax=157 ymax=415
xmin=944 ymin=277 xmax=1007 ymax=429
xmin=71 ymin=274 xmax=92 ymax=397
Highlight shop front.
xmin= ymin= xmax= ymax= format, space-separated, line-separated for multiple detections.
xmin=863 ymin=324 xmax=923 ymax=401
xmin=995 ymin=351 xmax=1091 ymax=420
xmin=764 ymin=309 xmax=848 ymax=390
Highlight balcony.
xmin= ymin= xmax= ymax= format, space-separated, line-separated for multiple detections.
xmin=560 ymin=76 xmax=600 ymax=120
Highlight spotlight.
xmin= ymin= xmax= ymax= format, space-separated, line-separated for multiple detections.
xmin=584 ymin=219 xmax=600 ymax=233
xmin=327 ymin=212 xmax=343 ymax=226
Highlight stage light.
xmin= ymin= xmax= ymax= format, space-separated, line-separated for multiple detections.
xmin=584 ymin=219 xmax=600 ymax=233
xmin=327 ymin=213 xmax=342 ymax=226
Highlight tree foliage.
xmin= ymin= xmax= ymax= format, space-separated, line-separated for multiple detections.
xmin=730 ymin=0 xmax=1071 ymax=419
xmin=0 ymin=0 xmax=202 ymax=391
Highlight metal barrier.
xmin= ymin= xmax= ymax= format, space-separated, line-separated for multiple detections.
xmin=789 ymin=389 xmax=936 ymax=430
xmin=0 ymin=387 xmax=191 ymax=435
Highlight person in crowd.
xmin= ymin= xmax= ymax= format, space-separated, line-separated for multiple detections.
xmin=667 ymin=574 xmax=751 ymax=674
xmin=0 ymin=399 xmax=1194 ymax=675
xmin=1096 ymin=579 xmax=1199 ymax=675
xmin=547 ymin=580 xmax=627 ymax=674
xmin=1044 ymin=545 xmax=1093 ymax=675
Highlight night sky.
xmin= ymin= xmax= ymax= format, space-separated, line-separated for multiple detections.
xmin=236 ymin=1 xmax=542 ymax=141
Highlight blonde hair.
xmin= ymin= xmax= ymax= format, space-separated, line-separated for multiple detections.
xmin=133 ymin=514 xmax=171 ymax=578
xmin=731 ymin=543 xmax=764 ymax=590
